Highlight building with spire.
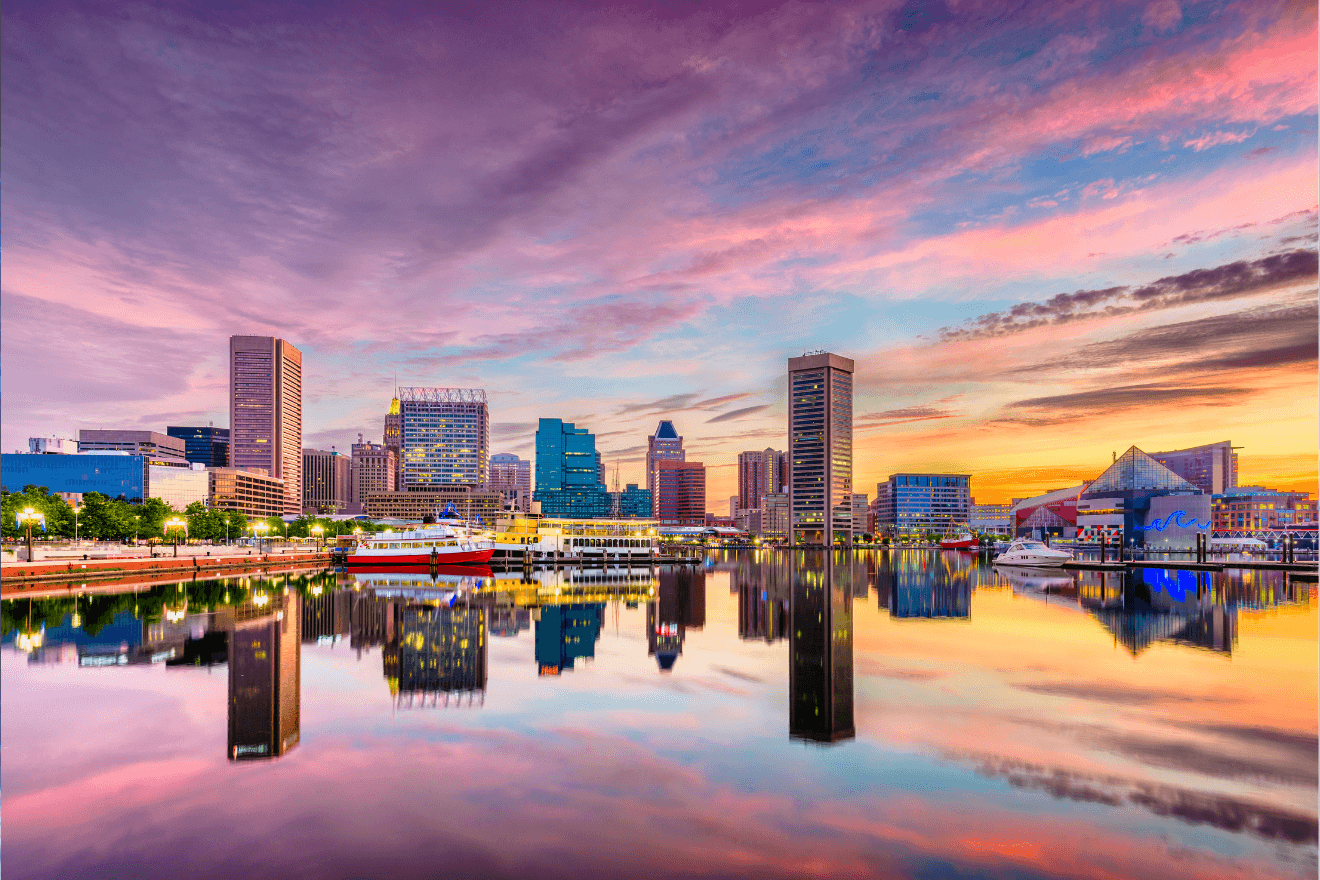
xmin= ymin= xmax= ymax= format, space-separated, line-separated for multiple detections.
xmin=383 ymin=397 xmax=402 ymax=490
xmin=646 ymin=421 xmax=685 ymax=517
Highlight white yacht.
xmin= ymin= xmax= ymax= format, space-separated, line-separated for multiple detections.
xmin=994 ymin=539 xmax=1072 ymax=567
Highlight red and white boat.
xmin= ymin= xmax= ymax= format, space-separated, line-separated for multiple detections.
xmin=344 ymin=524 xmax=495 ymax=566
xmin=939 ymin=532 xmax=980 ymax=550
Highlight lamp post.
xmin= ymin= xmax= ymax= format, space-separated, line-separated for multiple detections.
xmin=72 ymin=503 xmax=81 ymax=547
xmin=311 ymin=524 xmax=325 ymax=551
xmin=164 ymin=517 xmax=187 ymax=558
xmin=16 ymin=507 xmax=43 ymax=563
xmin=253 ymin=520 xmax=270 ymax=554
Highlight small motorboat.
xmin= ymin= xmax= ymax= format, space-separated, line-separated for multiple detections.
xmin=994 ymin=538 xmax=1072 ymax=567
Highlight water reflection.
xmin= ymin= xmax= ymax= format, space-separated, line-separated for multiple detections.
xmin=2 ymin=554 xmax=1315 ymax=880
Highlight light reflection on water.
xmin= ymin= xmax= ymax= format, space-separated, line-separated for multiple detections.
xmin=2 ymin=550 xmax=1316 ymax=880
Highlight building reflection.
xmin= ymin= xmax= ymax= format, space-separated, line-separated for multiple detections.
xmin=535 ymin=604 xmax=604 ymax=676
xmin=789 ymin=553 xmax=854 ymax=744
xmin=489 ymin=605 xmax=531 ymax=637
xmin=647 ymin=566 xmax=706 ymax=671
xmin=385 ymin=602 xmax=487 ymax=707
xmin=736 ymin=555 xmax=790 ymax=643
xmin=228 ymin=591 xmax=301 ymax=762
xmin=885 ymin=552 xmax=972 ymax=619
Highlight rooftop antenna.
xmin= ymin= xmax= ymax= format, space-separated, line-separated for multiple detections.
xmin=611 ymin=461 xmax=622 ymax=518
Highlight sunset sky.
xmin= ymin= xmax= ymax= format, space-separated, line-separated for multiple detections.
xmin=2 ymin=0 xmax=1316 ymax=507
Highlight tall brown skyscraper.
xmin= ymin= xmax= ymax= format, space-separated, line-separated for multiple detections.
xmin=788 ymin=352 xmax=853 ymax=545
xmin=230 ymin=335 xmax=303 ymax=516
xmin=646 ymin=420 xmax=685 ymax=517
xmin=737 ymin=448 xmax=787 ymax=511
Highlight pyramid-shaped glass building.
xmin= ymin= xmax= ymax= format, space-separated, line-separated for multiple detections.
xmin=1082 ymin=446 xmax=1200 ymax=497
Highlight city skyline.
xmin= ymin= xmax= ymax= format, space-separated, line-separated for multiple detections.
xmin=2 ymin=2 xmax=1316 ymax=509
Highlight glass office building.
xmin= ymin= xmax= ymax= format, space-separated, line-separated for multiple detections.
xmin=167 ymin=426 xmax=230 ymax=468
xmin=788 ymin=353 xmax=854 ymax=544
xmin=399 ymin=387 xmax=488 ymax=489
xmin=1 ymin=453 xmax=146 ymax=501
xmin=874 ymin=473 xmax=971 ymax=536
xmin=533 ymin=418 xmax=610 ymax=518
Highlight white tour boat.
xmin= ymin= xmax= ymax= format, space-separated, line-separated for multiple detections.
xmin=994 ymin=539 xmax=1073 ymax=568
xmin=345 ymin=524 xmax=494 ymax=567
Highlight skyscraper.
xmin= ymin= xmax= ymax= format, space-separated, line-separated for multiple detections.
xmin=656 ymin=459 xmax=706 ymax=525
xmin=646 ymin=421 xmax=685 ymax=517
xmin=788 ymin=352 xmax=853 ymax=545
xmin=302 ymin=448 xmax=350 ymax=513
xmin=398 ymin=387 xmax=488 ymax=489
xmin=488 ymin=452 xmax=532 ymax=511
xmin=349 ymin=438 xmax=396 ymax=510
xmin=533 ymin=418 xmax=610 ymax=518
xmin=230 ymin=335 xmax=303 ymax=515
xmin=383 ymin=398 xmax=403 ymax=490
xmin=166 ymin=425 xmax=230 ymax=467
xmin=737 ymin=448 xmax=787 ymax=511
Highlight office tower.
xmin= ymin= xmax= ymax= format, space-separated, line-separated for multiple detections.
xmin=488 ymin=452 xmax=532 ymax=511
xmin=383 ymin=398 xmax=402 ymax=490
xmin=656 ymin=460 xmax=706 ymax=525
xmin=730 ymin=495 xmax=739 ymax=518
xmin=1149 ymin=440 xmax=1237 ymax=495
xmin=646 ymin=421 xmax=685 ymax=516
xmin=875 ymin=474 xmax=971 ymax=535
xmin=230 ymin=335 xmax=303 ymax=516
xmin=398 ymin=387 xmax=488 ymax=489
xmin=350 ymin=439 xmax=396 ymax=509
xmin=737 ymin=448 xmax=787 ymax=511
xmin=787 ymin=352 xmax=854 ymax=544
xmin=595 ymin=451 xmax=605 ymax=487
xmin=533 ymin=418 xmax=610 ymax=518
xmin=850 ymin=493 xmax=870 ymax=535
xmin=167 ymin=426 xmax=230 ymax=467
xmin=228 ymin=592 xmax=301 ymax=761
xmin=789 ymin=554 xmax=854 ymax=743
xmin=302 ymin=448 xmax=350 ymax=513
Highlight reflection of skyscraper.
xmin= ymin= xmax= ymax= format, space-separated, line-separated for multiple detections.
xmin=535 ymin=604 xmax=604 ymax=675
xmin=488 ymin=605 xmax=532 ymax=637
xmin=391 ymin=603 xmax=487 ymax=704
xmin=887 ymin=555 xmax=971 ymax=619
xmin=301 ymin=589 xmax=350 ymax=643
xmin=790 ymin=553 xmax=854 ymax=744
xmin=228 ymin=592 xmax=301 ymax=761
xmin=736 ymin=556 xmax=790 ymax=642
xmin=646 ymin=566 xmax=706 ymax=670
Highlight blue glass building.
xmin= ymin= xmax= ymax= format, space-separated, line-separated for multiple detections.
xmin=1 ymin=453 xmax=145 ymax=502
xmin=167 ymin=426 xmax=230 ymax=467
xmin=873 ymin=473 xmax=970 ymax=535
xmin=533 ymin=418 xmax=610 ymax=518
xmin=610 ymin=484 xmax=653 ymax=518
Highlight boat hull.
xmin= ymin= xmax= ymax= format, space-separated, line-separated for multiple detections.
xmin=939 ymin=537 xmax=979 ymax=550
xmin=993 ymin=553 xmax=1069 ymax=567
xmin=344 ymin=547 xmax=495 ymax=566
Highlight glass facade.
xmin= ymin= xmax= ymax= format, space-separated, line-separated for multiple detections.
xmin=788 ymin=353 xmax=853 ymax=543
xmin=1085 ymin=446 xmax=1199 ymax=496
xmin=229 ymin=336 xmax=302 ymax=515
xmin=167 ymin=426 xmax=230 ymax=468
xmin=1080 ymin=446 xmax=1205 ymax=546
xmin=875 ymin=473 xmax=971 ymax=535
xmin=1 ymin=453 xmax=145 ymax=501
xmin=534 ymin=418 xmax=610 ymax=518
xmin=399 ymin=388 xmax=489 ymax=489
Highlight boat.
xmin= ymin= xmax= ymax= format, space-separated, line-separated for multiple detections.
xmin=994 ymin=538 xmax=1072 ymax=567
xmin=939 ymin=532 xmax=979 ymax=550
xmin=343 ymin=524 xmax=494 ymax=566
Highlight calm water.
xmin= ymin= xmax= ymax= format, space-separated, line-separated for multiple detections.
xmin=2 ymin=550 xmax=1316 ymax=880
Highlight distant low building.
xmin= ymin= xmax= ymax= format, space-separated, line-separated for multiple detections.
xmin=150 ymin=464 xmax=210 ymax=510
xmin=167 ymin=426 xmax=230 ymax=468
xmin=364 ymin=488 xmax=503 ymax=523
xmin=1013 ymin=486 xmax=1085 ymax=539
xmin=303 ymin=448 xmax=350 ymax=513
xmin=209 ymin=468 xmax=286 ymax=519
xmin=850 ymin=493 xmax=869 ymax=536
xmin=970 ymin=501 xmax=1013 ymax=537
xmin=610 ymin=484 xmax=653 ymax=519
xmin=1212 ymin=486 xmax=1317 ymax=534
xmin=28 ymin=437 xmax=76 ymax=454
xmin=761 ymin=492 xmax=788 ymax=541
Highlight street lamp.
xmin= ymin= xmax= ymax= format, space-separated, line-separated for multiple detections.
xmin=16 ymin=507 xmax=45 ymax=563
xmin=164 ymin=517 xmax=187 ymax=558
xmin=253 ymin=520 xmax=270 ymax=553
xmin=311 ymin=524 xmax=325 ymax=551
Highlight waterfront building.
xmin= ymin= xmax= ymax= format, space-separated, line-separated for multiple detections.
xmin=363 ymin=488 xmax=503 ymax=523
xmin=1 ymin=451 xmax=146 ymax=501
xmin=28 ymin=437 xmax=75 ymax=454
xmin=873 ymin=473 xmax=970 ymax=536
xmin=1012 ymin=486 xmax=1086 ymax=539
xmin=383 ymin=398 xmax=402 ymax=490
xmin=761 ymin=492 xmax=788 ymax=540
xmin=350 ymin=438 xmax=396 ymax=512
xmin=788 ymin=352 xmax=854 ymax=545
xmin=79 ymin=429 xmax=189 ymax=464
xmin=1150 ymin=440 xmax=1237 ymax=496
xmin=970 ymin=501 xmax=1014 ymax=536
xmin=166 ymin=426 xmax=230 ymax=468
xmin=737 ymin=448 xmax=787 ymax=511
xmin=302 ymin=448 xmax=350 ymax=513
xmin=535 ymin=604 xmax=605 ymax=676
xmin=789 ymin=555 xmax=854 ymax=743
xmin=656 ymin=460 xmax=706 ymax=526
xmin=208 ymin=468 xmax=286 ymax=518
xmin=399 ymin=387 xmax=488 ymax=490
xmin=1211 ymin=486 xmax=1317 ymax=534
xmin=534 ymin=418 xmax=611 ymax=518
xmin=1076 ymin=446 xmax=1206 ymax=549
xmin=228 ymin=592 xmax=301 ymax=761
xmin=229 ymin=335 xmax=303 ymax=516
xmin=149 ymin=464 xmax=209 ymax=510
xmin=488 ymin=452 xmax=532 ymax=511
xmin=609 ymin=484 xmax=653 ymax=519
xmin=647 ymin=421 xmax=685 ymax=517
xmin=850 ymin=493 xmax=869 ymax=536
